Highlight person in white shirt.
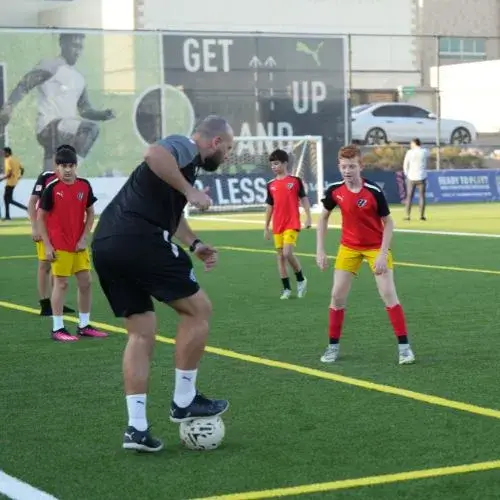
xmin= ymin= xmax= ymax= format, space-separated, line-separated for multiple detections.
xmin=0 ymin=33 xmax=115 ymax=171
xmin=403 ymin=138 xmax=428 ymax=221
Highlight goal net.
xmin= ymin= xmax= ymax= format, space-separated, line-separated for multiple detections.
xmin=185 ymin=135 xmax=324 ymax=216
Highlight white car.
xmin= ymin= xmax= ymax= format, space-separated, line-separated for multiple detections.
xmin=351 ymin=102 xmax=477 ymax=145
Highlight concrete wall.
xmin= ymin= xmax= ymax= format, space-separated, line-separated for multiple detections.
xmin=137 ymin=0 xmax=420 ymax=90
xmin=418 ymin=0 xmax=500 ymax=85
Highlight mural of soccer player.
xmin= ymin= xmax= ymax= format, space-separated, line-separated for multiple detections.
xmin=0 ymin=33 xmax=115 ymax=171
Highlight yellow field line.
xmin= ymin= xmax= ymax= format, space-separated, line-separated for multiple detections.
xmin=2 ymin=247 xmax=500 ymax=276
xmin=218 ymin=246 xmax=500 ymax=275
xmin=190 ymin=458 xmax=500 ymax=499
xmin=1 ymin=300 xmax=500 ymax=421
xmin=0 ymin=254 xmax=36 ymax=260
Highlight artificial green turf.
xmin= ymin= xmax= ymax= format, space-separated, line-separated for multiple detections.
xmin=0 ymin=204 xmax=500 ymax=499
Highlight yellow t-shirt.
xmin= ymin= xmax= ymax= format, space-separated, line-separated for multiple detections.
xmin=4 ymin=156 xmax=22 ymax=187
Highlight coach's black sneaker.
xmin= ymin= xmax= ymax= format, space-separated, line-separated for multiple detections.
xmin=169 ymin=392 xmax=229 ymax=423
xmin=122 ymin=426 xmax=164 ymax=452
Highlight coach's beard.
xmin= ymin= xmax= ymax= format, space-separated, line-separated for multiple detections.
xmin=201 ymin=151 xmax=224 ymax=172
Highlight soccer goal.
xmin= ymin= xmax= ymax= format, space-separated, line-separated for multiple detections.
xmin=184 ymin=135 xmax=324 ymax=217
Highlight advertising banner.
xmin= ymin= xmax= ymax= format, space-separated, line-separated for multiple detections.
xmin=408 ymin=169 xmax=500 ymax=203
xmin=0 ymin=29 xmax=347 ymax=183
xmin=4 ymin=169 xmax=399 ymax=219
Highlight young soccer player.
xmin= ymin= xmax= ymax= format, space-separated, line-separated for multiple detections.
xmin=264 ymin=149 xmax=312 ymax=299
xmin=1 ymin=147 xmax=27 ymax=220
xmin=37 ymin=146 xmax=107 ymax=342
xmin=316 ymin=145 xmax=415 ymax=365
xmin=28 ymin=145 xmax=75 ymax=316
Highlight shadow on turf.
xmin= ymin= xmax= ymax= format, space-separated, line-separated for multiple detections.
xmin=120 ymin=441 xmax=239 ymax=458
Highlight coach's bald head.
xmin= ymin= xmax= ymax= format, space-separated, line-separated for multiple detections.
xmin=195 ymin=115 xmax=233 ymax=139
xmin=192 ymin=115 xmax=234 ymax=172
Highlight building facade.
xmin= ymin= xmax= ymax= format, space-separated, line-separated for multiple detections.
xmin=137 ymin=0 xmax=421 ymax=94
xmin=418 ymin=0 xmax=500 ymax=85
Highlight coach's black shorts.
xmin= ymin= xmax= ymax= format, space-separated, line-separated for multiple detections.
xmin=91 ymin=233 xmax=200 ymax=318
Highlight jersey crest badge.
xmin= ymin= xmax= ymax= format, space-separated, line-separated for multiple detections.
xmin=189 ymin=269 xmax=197 ymax=283
xmin=357 ymin=199 xmax=367 ymax=208
xmin=287 ymin=183 xmax=294 ymax=189
xmin=77 ymin=192 xmax=84 ymax=201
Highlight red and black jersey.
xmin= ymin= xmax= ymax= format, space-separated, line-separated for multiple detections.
xmin=39 ymin=178 xmax=97 ymax=252
xmin=266 ymin=175 xmax=306 ymax=234
xmin=31 ymin=171 xmax=59 ymax=210
xmin=321 ymin=179 xmax=390 ymax=250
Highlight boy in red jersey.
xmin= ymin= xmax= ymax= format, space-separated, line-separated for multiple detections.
xmin=316 ymin=145 xmax=415 ymax=365
xmin=37 ymin=146 xmax=107 ymax=342
xmin=265 ymin=149 xmax=312 ymax=299
xmin=28 ymin=145 xmax=76 ymax=316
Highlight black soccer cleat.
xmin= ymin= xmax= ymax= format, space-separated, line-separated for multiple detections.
xmin=39 ymin=298 xmax=75 ymax=316
xmin=169 ymin=392 xmax=229 ymax=423
xmin=122 ymin=426 xmax=164 ymax=452
xmin=39 ymin=298 xmax=52 ymax=316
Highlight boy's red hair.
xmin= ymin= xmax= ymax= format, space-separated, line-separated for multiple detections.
xmin=338 ymin=144 xmax=361 ymax=160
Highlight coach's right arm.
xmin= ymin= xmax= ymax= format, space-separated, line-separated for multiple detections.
xmin=144 ymin=144 xmax=210 ymax=211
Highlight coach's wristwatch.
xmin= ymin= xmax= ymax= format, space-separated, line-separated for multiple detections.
xmin=189 ymin=239 xmax=202 ymax=252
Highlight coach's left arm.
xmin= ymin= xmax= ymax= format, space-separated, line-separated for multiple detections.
xmin=174 ymin=215 xmax=200 ymax=250
xmin=77 ymin=88 xmax=115 ymax=121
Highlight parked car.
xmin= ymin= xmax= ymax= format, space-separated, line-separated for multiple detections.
xmin=351 ymin=102 xmax=477 ymax=145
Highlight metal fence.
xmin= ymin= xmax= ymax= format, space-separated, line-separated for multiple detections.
xmin=0 ymin=28 xmax=499 ymax=176
xmin=343 ymin=34 xmax=500 ymax=171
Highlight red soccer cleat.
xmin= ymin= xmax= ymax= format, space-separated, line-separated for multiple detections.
xmin=77 ymin=325 xmax=108 ymax=338
xmin=52 ymin=328 xmax=79 ymax=342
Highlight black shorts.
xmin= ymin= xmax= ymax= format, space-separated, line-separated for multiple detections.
xmin=91 ymin=233 xmax=200 ymax=318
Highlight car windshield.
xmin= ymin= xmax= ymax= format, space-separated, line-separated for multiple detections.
xmin=351 ymin=104 xmax=372 ymax=115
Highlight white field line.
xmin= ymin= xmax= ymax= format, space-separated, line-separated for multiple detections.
xmin=0 ymin=470 xmax=58 ymax=500
xmin=189 ymin=216 xmax=500 ymax=239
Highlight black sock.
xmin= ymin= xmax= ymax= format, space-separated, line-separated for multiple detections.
xmin=40 ymin=298 xmax=50 ymax=307
xmin=281 ymin=277 xmax=291 ymax=290
xmin=398 ymin=335 xmax=409 ymax=344
xmin=295 ymin=269 xmax=304 ymax=282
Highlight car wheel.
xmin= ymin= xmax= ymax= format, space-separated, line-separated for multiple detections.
xmin=450 ymin=127 xmax=472 ymax=144
xmin=365 ymin=128 xmax=387 ymax=145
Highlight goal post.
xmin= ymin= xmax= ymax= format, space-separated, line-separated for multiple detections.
xmin=184 ymin=135 xmax=324 ymax=217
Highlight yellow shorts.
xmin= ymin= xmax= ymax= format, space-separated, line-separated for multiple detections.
xmin=51 ymin=249 xmax=91 ymax=277
xmin=35 ymin=241 xmax=46 ymax=261
xmin=273 ymin=229 xmax=299 ymax=250
xmin=335 ymin=244 xmax=394 ymax=274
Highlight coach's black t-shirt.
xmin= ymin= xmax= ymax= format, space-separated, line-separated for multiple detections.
xmin=93 ymin=135 xmax=201 ymax=241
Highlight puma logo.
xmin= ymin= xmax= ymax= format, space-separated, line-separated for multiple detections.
xmin=296 ymin=41 xmax=324 ymax=66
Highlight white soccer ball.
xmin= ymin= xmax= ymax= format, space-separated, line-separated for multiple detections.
xmin=179 ymin=416 xmax=225 ymax=451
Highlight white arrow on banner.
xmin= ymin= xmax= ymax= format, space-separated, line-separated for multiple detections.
xmin=249 ymin=56 xmax=262 ymax=112
xmin=264 ymin=57 xmax=277 ymax=110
